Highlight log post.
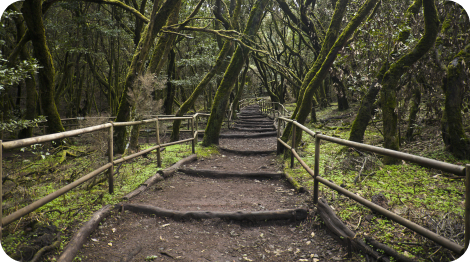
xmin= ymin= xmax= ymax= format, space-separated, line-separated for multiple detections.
xmin=291 ymin=122 xmax=296 ymax=168
xmin=108 ymin=123 xmax=114 ymax=194
xmin=156 ymin=116 xmax=161 ymax=167
xmin=191 ymin=116 xmax=195 ymax=154
xmin=276 ymin=118 xmax=282 ymax=155
xmin=195 ymin=114 xmax=199 ymax=144
xmin=314 ymin=131 xmax=321 ymax=204
xmin=466 ymin=164 xmax=470 ymax=251
xmin=1 ymin=140 xmax=3 ymax=239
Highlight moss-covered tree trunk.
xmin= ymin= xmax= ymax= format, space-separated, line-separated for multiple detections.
xmin=440 ymin=46 xmax=470 ymax=160
xmin=290 ymin=0 xmax=378 ymax=148
xmin=348 ymin=0 xmax=423 ymax=145
xmin=405 ymin=79 xmax=421 ymax=141
xmin=114 ymin=0 xmax=179 ymax=154
xmin=202 ymin=0 xmax=270 ymax=146
xmin=280 ymin=0 xmax=350 ymax=142
xmin=170 ymin=40 xmax=233 ymax=141
xmin=381 ymin=0 xmax=438 ymax=164
xmin=21 ymin=0 xmax=65 ymax=136
xmin=349 ymin=62 xmax=388 ymax=142
xmin=147 ymin=0 xmax=182 ymax=75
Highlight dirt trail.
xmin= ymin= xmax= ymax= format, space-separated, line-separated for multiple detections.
xmin=76 ymin=105 xmax=348 ymax=262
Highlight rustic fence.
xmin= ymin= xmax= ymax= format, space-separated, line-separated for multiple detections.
xmin=0 ymin=113 xmax=208 ymax=231
xmin=259 ymin=101 xmax=469 ymax=255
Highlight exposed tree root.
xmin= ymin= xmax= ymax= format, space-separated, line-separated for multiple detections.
xmin=283 ymin=172 xmax=307 ymax=193
xmin=116 ymin=203 xmax=308 ymax=221
xmin=317 ymin=198 xmax=390 ymax=262
xmin=122 ymin=173 xmax=164 ymax=200
xmin=365 ymin=236 xmax=416 ymax=262
xmin=218 ymin=147 xmax=276 ymax=155
xmin=157 ymin=154 xmax=197 ymax=177
xmin=231 ymin=127 xmax=276 ymax=132
xmin=218 ymin=131 xmax=277 ymax=138
xmin=58 ymin=205 xmax=113 ymax=262
xmin=30 ymin=233 xmax=61 ymax=262
xmin=178 ymin=168 xmax=282 ymax=178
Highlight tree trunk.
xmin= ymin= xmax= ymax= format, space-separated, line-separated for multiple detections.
xmin=21 ymin=0 xmax=65 ymax=136
xmin=280 ymin=0 xmax=350 ymax=143
xmin=12 ymin=5 xmax=38 ymax=139
xmin=232 ymin=59 xmax=250 ymax=120
xmin=163 ymin=49 xmax=176 ymax=115
xmin=381 ymin=0 xmax=438 ymax=164
xmin=291 ymin=0 xmax=378 ymax=148
xmin=441 ymin=51 xmax=470 ymax=160
xmin=114 ymin=0 xmax=179 ymax=154
xmin=348 ymin=0 xmax=421 ymax=144
xmin=405 ymin=80 xmax=421 ymax=141
xmin=202 ymin=0 xmax=270 ymax=146
xmin=147 ymin=0 xmax=182 ymax=75
xmin=348 ymin=62 xmax=388 ymax=143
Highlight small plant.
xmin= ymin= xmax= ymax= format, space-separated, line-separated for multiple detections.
xmin=145 ymin=255 xmax=158 ymax=261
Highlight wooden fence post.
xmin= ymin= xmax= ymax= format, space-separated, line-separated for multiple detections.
xmin=1 ymin=140 xmax=3 ymax=239
xmin=108 ymin=123 xmax=114 ymax=194
xmin=156 ymin=117 xmax=161 ymax=167
xmin=314 ymin=132 xmax=321 ymax=204
xmin=191 ymin=116 xmax=195 ymax=154
xmin=466 ymin=164 xmax=470 ymax=251
xmin=291 ymin=122 xmax=296 ymax=168
xmin=276 ymin=118 xmax=282 ymax=155
xmin=195 ymin=115 xmax=199 ymax=144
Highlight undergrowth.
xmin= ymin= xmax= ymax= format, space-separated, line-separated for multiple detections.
xmin=1 ymin=137 xmax=218 ymax=261
xmin=282 ymin=102 xmax=468 ymax=262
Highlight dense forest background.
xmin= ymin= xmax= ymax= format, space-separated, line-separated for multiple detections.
xmin=0 ymin=0 xmax=469 ymax=160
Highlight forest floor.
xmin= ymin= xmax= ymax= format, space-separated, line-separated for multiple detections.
xmin=74 ymin=105 xmax=353 ymax=262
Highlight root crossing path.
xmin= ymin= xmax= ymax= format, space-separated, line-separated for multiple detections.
xmin=75 ymin=105 xmax=348 ymax=262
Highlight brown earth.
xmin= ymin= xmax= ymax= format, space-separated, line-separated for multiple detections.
xmin=74 ymin=105 xmax=351 ymax=262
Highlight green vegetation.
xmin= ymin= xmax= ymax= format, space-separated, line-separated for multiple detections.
xmin=1 ymin=138 xmax=217 ymax=260
xmin=281 ymin=103 xmax=468 ymax=261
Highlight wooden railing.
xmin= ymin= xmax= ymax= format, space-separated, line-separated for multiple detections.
xmin=0 ymin=113 xmax=208 ymax=230
xmin=266 ymin=110 xmax=468 ymax=254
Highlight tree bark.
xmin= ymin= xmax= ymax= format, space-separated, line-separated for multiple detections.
xmin=381 ymin=0 xmax=439 ymax=164
xmin=21 ymin=0 xmax=65 ymax=136
xmin=202 ymin=0 xmax=270 ymax=146
xmin=163 ymin=49 xmax=176 ymax=115
xmin=280 ymin=0 xmax=350 ymax=143
xmin=405 ymin=79 xmax=421 ymax=141
xmin=348 ymin=0 xmax=426 ymax=145
xmin=441 ymin=47 xmax=470 ymax=160
xmin=290 ymin=0 xmax=378 ymax=148
xmin=114 ymin=0 xmax=179 ymax=154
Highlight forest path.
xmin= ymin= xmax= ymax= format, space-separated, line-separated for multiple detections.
xmin=75 ymin=105 xmax=349 ymax=262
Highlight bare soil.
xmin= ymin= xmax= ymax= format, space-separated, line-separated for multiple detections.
xmin=75 ymin=105 xmax=351 ymax=262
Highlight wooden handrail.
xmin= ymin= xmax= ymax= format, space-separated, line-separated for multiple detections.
xmin=1 ymin=112 xmax=204 ymax=228
xmin=276 ymin=116 xmax=467 ymax=254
